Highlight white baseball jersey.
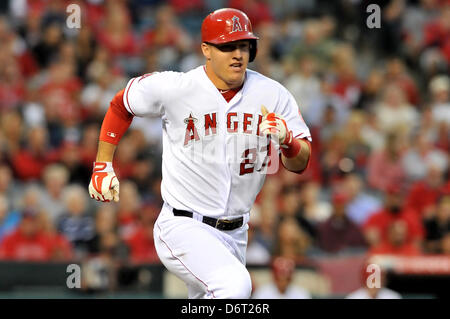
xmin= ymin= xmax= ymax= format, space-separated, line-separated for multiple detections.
xmin=123 ymin=65 xmax=311 ymax=218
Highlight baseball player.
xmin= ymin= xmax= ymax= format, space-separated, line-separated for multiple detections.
xmin=88 ymin=8 xmax=312 ymax=299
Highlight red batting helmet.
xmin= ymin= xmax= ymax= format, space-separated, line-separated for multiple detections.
xmin=201 ymin=8 xmax=259 ymax=62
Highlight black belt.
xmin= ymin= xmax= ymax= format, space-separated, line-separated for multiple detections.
xmin=172 ymin=208 xmax=243 ymax=231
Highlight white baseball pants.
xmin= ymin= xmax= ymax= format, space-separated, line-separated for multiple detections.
xmin=153 ymin=202 xmax=252 ymax=299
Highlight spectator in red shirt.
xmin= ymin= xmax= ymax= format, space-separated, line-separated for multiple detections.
xmin=10 ymin=126 xmax=58 ymax=181
xmin=36 ymin=210 xmax=73 ymax=261
xmin=39 ymin=59 xmax=82 ymax=125
xmin=0 ymin=20 xmax=26 ymax=111
xmin=423 ymin=4 xmax=450 ymax=64
xmin=169 ymin=0 xmax=204 ymax=14
xmin=331 ymin=44 xmax=362 ymax=110
xmin=384 ymin=58 xmax=420 ymax=106
xmin=141 ymin=5 xmax=192 ymax=68
xmin=367 ymin=130 xmax=407 ymax=193
xmin=0 ymin=210 xmax=52 ymax=261
xmin=405 ymin=162 xmax=449 ymax=217
xmin=369 ymin=220 xmax=422 ymax=256
xmin=117 ymin=181 xmax=141 ymax=242
xmin=363 ymin=186 xmax=424 ymax=249
xmin=125 ymin=204 xmax=159 ymax=264
xmin=95 ymin=1 xmax=137 ymax=58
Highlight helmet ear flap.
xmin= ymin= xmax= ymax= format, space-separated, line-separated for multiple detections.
xmin=249 ymin=39 xmax=257 ymax=62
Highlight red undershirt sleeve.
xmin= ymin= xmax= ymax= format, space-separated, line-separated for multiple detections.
xmin=280 ymin=138 xmax=312 ymax=174
xmin=99 ymin=89 xmax=134 ymax=145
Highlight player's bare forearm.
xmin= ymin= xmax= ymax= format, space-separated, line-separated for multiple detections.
xmin=96 ymin=140 xmax=117 ymax=162
xmin=281 ymin=139 xmax=311 ymax=173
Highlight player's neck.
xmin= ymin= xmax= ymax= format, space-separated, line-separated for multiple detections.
xmin=203 ymin=64 xmax=244 ymax=91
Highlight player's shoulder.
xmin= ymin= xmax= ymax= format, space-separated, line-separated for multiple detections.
xmin=246 ymin=68 xmax=290 ymax=94
xmin=132 ymin=68 xmax=198 ymax=93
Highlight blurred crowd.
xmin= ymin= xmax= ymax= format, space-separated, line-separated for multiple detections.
xmin=0 ymin=0 xmax=449 ymax=292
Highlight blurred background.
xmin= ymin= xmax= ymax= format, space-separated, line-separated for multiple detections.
xmin=0 ymin=0 xmax=449 ymax=299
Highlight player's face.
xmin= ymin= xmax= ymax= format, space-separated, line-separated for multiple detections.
xmin=202 ymin=40 xmax=250 ymax=89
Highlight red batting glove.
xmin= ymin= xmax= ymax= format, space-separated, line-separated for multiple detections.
xmin=259 ymin=112 xmax=301 ymax=158
xmin=88 ymin=162 xmax=120 ymax=202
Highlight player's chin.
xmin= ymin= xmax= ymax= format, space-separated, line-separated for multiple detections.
xmin=227 ymin=68 xmax=246 ymax=83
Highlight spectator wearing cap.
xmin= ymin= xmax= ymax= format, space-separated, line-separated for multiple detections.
xmin=423 ymin=194 xmax=450 ymax=254
xmin=363 ymin=186 xmax=424 ymax=249
xmin=317 ymin=192 xmax=367 ymax=254
xmin=252 ymin=256 xmax=311 ymax=299
xmin=346 ymin=262 xmax=401 ymax=299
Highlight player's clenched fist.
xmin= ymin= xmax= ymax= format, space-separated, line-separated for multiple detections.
xmin=259 ymin=105 xmax=293 ymax=148
xmin=88 ymin=162 xmax=119 ymax=202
